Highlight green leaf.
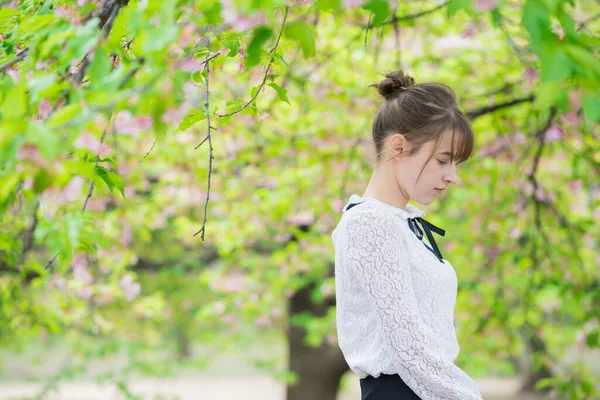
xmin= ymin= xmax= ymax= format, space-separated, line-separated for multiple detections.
xmin=178 ymin=113 xmax=207 ymax=131
xmin=491 ymin=10 xmax=501 ymax=27
xmin=316 ymin=0 xmax=342 ymax=12
xmin=246 ymin=26 xmax=273 ymax=69
xmin=522 ymin=0 xmax=551 ymax=52
xmin=48 ymin=104 xmax=81 ymax=128
xmin=284 ymin=22 xmax=315 ymax=58
xmin=0 ymin=8 xmax=20 ymax=19
xmin=582 ymin=92 xmax=600 ymax=125
xmin=1 ymin=85 xmax=27 ymax=120
xmin=268 ymin=83 xmax=290 ymax=105
xmin=86 ymin=47 xmax=113 ymax=86
xmin=539 ymin=44 xmax=573 ymax=82
xmin=448 ymin=0 xmax=472 ymax=17
xmin=362 ymin=0 xmax=390 ymax=26
xmin=564 ymin=44 xmax=600 ymax=83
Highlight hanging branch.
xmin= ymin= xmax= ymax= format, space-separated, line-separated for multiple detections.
xmin=217 ymin=6 xmax=289 ymax=118
xmin=46 ymin=115 xmax=114 ymax=270
xmin=193 ymin=35 xmax=215 ymax=240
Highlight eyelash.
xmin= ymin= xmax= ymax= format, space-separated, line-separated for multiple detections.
xmin=437 ymin=160 xmax=448 ymax=165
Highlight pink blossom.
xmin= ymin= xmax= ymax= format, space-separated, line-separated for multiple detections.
xmin=96 ymin=292 xmax=115 ymax=306
xmin=474 ymin=0 xmax=497 ymax=11
xmin=219 ymin=48 xmax=229 ymax=56
xmin=120 ymin=225 xmax=133 ymax=245
xmin=114 ymin=111 xmax=153 ymax=135
xmin=255 ymin=315 xmax=270 ymax=328
xmin=567 ymin=180 xmax=583 ymax=194
xmin=54 ymin=7 xmax=73 ymax=18
xmin=238 ymin=63 xmax=246 ymax=73
xmin=544 ymin=126 xmax=564 ymax=142
xmin=16 ymin=143 xmax=41 ymax=162
xmin=38 ymin=99 xmax=52 ymax=118
xmin=512 ymin=133 xmax=527 ymax=144
xmin=61 ymin=176 xmax=85 ymax=202
xmin=238 ymin=48 xmax=247 ymax=58
xmin=288 ymin=211 xmax=314 ymax=226
xmin=211 ymin=272 xmax=247 ymax=293
xmin=523 ymin=67 xmax=538 ymax=87
xmin=180 ymin=58 xmax=204 ymax=72
xmin=120 ymin=274 xmax=141 ymax=301
xmin=74 ymin=131 xmax=112 ymax=156
xmin=76 ymin=287 xmax=93 ymax=300
xmin=161 ymin=104 xmax=190 ymax=124
xmin=534 ymin=186 xmax=546 ymax=202
xmin=6 ymin=66 xmax=19 ymax=81
xmin=233 ymin=13 xmax=267 ymax=31
xmin=509 ymin=227 xmax=522 ymax=239
xmin=85 ymin=198 xmax=107 ymax=211
xmin=179 ymin=25 xmax=195 ymax=48
xmin=460 ymin=23 xmax=477 ymax=38
xmin=568 ymin=90 xmax=581 ymax=110
xmin=343 ymin=0 xmax=365 ymax=8
xmin=330 ymin=199 xmax=344 ymax=212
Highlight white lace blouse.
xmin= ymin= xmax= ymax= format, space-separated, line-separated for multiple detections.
xmin=331 ymin=194 xmax=482 ymax=400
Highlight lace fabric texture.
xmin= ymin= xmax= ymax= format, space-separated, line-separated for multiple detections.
xmin=332 ymin=196 xmax=482 ymax=400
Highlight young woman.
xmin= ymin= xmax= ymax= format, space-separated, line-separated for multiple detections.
xmin=331 ymin=70 xmax=483 ymax=400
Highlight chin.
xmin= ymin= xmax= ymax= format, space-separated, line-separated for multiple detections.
xmin=413 ymin=196 xmax=434 ymax=206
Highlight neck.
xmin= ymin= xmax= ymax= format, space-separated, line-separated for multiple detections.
xmin=362 ymin=166 xmax=410 ymax=210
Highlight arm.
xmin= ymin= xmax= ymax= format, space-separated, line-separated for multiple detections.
xmin=345 ymin=209 xmax=482 ymax=400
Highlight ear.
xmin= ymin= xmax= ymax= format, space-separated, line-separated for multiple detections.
xmin=389 ymin=133 xmax=408 ymax=158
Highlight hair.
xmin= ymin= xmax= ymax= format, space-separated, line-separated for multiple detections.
xmin=368 ymin=70 xmax=475 ymax=184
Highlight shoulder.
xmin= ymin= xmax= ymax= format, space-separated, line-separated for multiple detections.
xmin=344 ymin=205 xmax=407 ymax=240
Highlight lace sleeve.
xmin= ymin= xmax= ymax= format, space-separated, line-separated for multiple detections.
xmin=345 ymin=209 xmax=483 ymax=400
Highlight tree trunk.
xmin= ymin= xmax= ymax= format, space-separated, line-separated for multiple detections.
xmin=518 ymin=328 xmax=553 ymax=394
xmin=286 ymin=280 xmax=350 ymax=400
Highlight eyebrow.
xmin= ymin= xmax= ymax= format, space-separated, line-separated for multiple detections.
xmin=438 ymin=151 xmax=454 ymax=157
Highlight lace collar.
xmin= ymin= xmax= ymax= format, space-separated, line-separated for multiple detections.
xmin=342 ymin=194 xmax=426 ymax=220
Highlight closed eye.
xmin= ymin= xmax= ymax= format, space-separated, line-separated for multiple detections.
xmin=437 ymin=160 xmax=448 ymax=165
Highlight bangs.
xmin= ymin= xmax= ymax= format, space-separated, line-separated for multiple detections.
xmin=444 ymin=116 xmax=474 ymax=164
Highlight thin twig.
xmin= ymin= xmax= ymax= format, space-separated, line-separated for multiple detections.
xmin=0 ymin=47 xmax=29 ymax=73
xmin=46 ymin=115 xmax=114 ymax=270
xmin=217 ymin=6 xmax=289 ymax=118
xmin=139 ymin=136 xmax=159 ymax=163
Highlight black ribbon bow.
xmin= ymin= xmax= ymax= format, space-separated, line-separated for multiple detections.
xmin=407 ymin=217 xmax=445 ymax=263
xmin=345 ymin=201 xmax=446 ymax=263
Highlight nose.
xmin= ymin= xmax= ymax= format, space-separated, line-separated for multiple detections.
xmin=444 ymin=166 xmax=458 ymax=185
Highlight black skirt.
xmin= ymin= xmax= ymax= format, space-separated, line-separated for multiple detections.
xmin=360 ymin=373 xmax=422 ymax=400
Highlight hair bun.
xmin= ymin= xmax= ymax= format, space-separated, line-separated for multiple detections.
xmin=372 ymin=70 xmax=415 ymax=100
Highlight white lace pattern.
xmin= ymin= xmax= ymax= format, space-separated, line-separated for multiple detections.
xmin=331 ymin=195 xmax=482 ymax=400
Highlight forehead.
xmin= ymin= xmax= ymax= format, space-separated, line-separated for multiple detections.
xmin=436 ymin=130 xmax=457 ymax=152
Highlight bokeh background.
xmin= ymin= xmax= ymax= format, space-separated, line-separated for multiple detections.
xmin=1 ymin=0 xmax=599 ymax=399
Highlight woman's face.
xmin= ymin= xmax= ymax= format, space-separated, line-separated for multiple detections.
xmin=393 ymin=132 xmax=460 ymax=206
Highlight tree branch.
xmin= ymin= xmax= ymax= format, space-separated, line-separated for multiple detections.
xmin=72 ymin=0 xmax=129 ymax=84
xmin=466 ymin=94 xmax=535 ymax=120
xmin=217 ymin=6 xmax=289 ymax=118
xmin=362 ymin=1 xmax=450 ymax=30
xmin=0 ymin=47 xmax=29 ymax=73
